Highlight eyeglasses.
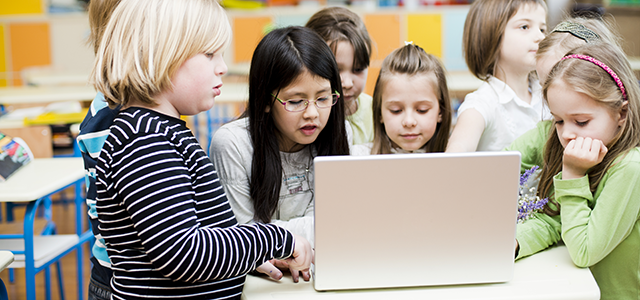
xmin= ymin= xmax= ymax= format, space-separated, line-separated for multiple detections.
xmin=272 ymin=92 xmax=340 ymax=112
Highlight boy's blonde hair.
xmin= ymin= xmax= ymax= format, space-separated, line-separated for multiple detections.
xmin=463 ymin=0 xmax=547 ymax=81
xmin=306 ymin=7 xmax=372 ymax=72
xmin=539 ymin=43 xmax=640 ymax=215
xmin=371 ymin=44 xmax=452 ymax=154
xmin=87 ymin=0 xmax=122 ymax=54
xmin=91 ymin=0 xmax=231 ymax=108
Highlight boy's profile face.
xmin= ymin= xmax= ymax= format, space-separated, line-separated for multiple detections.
xmin=161 ymin=52 xmax=228 ymax=117
xmin=334 ymin=41 xmax=368 ymax=115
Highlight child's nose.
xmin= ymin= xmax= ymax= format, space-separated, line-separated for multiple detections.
xmin=560 ymin=128 xmax=576 ymax=142
xmin=402 ymin=114 xmax=417 ymax=127
xmin=215 ymin=57 xmax=228 ymax=75
xmin=534 ymin=29 xmax=545 ymax=43
xmin=341 ymin=74 xmax=353 ymax=90
xmin=303 ymin=101 xmax=320 ymax=119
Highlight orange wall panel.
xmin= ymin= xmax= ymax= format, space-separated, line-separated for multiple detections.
xmin=233 ymin=16 xmax=272 ymax=63
xmin=8 ymin=23 xmax=51 ymax=86
xmin=365 ymin=65 xmax=380 ymax=96
xmin=0 ymin=0 xmax=44 ymax=15
xmin=364 ymin=14 xmax=401 ymax=62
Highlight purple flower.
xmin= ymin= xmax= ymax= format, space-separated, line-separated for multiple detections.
xmin=517 ymin=166 xmax=548 ymax=223
xmin=519 ymin=165 xmax=539 ymax=187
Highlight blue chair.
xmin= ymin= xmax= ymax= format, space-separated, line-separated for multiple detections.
xmin=0 ymin=158 xmax=92 ymax=300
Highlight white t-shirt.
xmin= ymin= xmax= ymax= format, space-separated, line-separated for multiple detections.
xmin=457 ymin=76 xmax=551 ymax=151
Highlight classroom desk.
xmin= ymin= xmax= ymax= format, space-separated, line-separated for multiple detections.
xmin=0 ymin=85 xmax=96 ymax=106
xmin=0 ymin=157 xmax=91 ymax=300
xmin=241 ymin=245 xmax=600 ymax=300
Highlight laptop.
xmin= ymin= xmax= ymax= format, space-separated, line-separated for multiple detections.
xmin=313 ymin=151 xmax=521 ymax=291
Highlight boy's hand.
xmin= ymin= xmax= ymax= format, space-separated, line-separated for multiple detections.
xmin=562 ymin=137 xmax=607 ymax=180
xmin=285 ymin=235 xmax=313 ymax=283
xmin=256 ymin=261 xmax=283 ymax=281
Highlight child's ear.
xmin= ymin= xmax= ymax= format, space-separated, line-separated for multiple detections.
xmin=618 ymin=101 xmax=629 ymax=127
xmin=437 ymin=112 xmax=442 ymax=123
xmin=265 ymin=105 xmax=271 ymax=113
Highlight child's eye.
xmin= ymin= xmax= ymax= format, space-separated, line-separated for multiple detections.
xmin=353 ymin=68 xmax=365 ymax=74
xmin=554 ymin=120 xmax=564 ymax=126
xmin=389 ymin=109 xmax=402 ymax=114
xmin=417 ymin=108 xmax=429 ymax=114
xmin=540 ymin=27 xmax=547 ymax=34
xmin=288 ymin=99 xmax=305 ymax=105
xmin=205 ymin=53 xmax=214 ymax=59
xmin=576 ymin=120 xmax=589 ymax=126
xmin=520 ymin=25 xmax=529 ymax=30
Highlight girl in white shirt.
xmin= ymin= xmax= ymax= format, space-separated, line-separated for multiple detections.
xmin=446 ymin=0 xmax=550 ymax=152
xmin=353 ymin=43 xmax=452 ymax=155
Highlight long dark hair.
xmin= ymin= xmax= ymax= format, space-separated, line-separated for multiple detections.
xmin=246 ymin=26 xmax=349 ymax=223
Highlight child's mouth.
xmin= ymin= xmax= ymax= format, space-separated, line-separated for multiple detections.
xmin=301 ymin=125 xmax=317 ymax=135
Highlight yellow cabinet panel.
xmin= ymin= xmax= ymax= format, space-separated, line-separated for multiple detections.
xmin=0 ymin=0 xmax=44 ymax=15
xmin=407 ymin=14 xmax=442 ymax=58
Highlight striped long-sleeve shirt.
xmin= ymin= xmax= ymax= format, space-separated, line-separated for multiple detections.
xmin=96 ymin=107 xmax=295 ymax=299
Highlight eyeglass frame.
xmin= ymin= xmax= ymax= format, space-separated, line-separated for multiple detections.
xmin=271 ymin=91 xmax=341 ymax=112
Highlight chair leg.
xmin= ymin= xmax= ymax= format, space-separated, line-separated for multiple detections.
xmin=7 ymin=269 xmax=13 ymax=283
xmin=57 ymin=261 xmax=65 ymax=300
xmin=45 ymin=266 xmax=51 ymax=300
xmin=25 ymin=264 xmax=36 ymax=300
xmin=5 ymin=202 xmax=13 ymax=222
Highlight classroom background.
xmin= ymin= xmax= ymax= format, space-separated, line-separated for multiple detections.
xmin=0 ymin=0 xmax=639 ymax=298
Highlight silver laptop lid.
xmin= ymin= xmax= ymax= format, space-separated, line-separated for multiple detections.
xmin=313 ymin=151 xmax=520 ymax=291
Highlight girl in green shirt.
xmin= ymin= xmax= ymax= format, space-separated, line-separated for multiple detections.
xmin=511 ymin=43 xmax=640 ymax=300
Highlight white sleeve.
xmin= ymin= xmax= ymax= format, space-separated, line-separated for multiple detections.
xmin=457 ymin=92 xmax=495 ymax=128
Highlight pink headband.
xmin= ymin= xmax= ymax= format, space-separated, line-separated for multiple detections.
xmin=561 ymin=54 xmax=628 ymax=101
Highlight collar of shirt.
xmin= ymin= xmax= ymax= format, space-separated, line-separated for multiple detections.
xmin=486 ymin=75 xmax=543 ymax=108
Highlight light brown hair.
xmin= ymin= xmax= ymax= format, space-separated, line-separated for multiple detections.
xmin=87 ymin=0 xmax=122 ymax=54
xmin=536 ymin=16 xmax=622 ymax=83
xmin=305 ymin=7 xmax=372 ymax=72
xmin=463 ymin=0 xmax=547 ymax=81
xmin=371 ymin=44 xmax=452 ymax=154
xmin=91 ymin=0 xmax=231 ymax=108
xmin=539 ymin=43 xmax=640 ymax=215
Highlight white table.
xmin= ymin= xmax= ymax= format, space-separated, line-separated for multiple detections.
xmin=0 ymin=157 xmax=91 ymax=300
xmin=241 ymin=245 xmax=600 ymax=300
xmin=0 ymin=85 xmax=96 ymax=105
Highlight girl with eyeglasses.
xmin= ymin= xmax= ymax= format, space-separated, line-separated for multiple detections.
xmin=210 ymin=26 xmax=349 ymax=282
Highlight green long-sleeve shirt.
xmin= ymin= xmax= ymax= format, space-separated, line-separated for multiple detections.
xmin=506 ymin=120 xmax=640 ymax=300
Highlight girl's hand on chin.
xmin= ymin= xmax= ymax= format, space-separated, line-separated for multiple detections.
xmin=562 ymin=137 xmax=608 ymax=180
